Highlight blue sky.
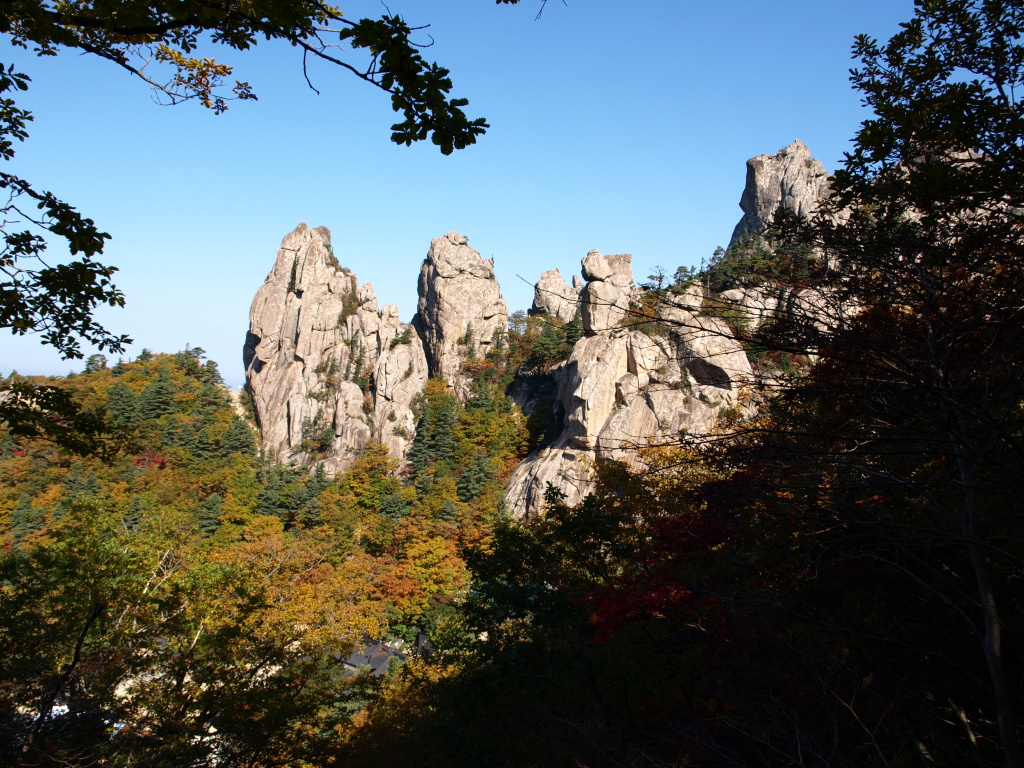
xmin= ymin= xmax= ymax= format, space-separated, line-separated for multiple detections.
xmin=0 ymin=0 xmax=913 ymax=388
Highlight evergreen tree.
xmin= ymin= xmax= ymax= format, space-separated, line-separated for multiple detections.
xmin=564 ymin=305 xmax=583 ymax=347
xmin=83 ymin=354 xmax=108 ymax=373
xmin=379 ymin=492 xmax=411 ymax=520
xmin=122 ymin=495 xmax=144 ymax=532
xmin=307 ymin=463 xmax=330 ymax=497
xmin=296 ymin=464 xmax=330 ymax=528
xmin=110 ymin=359 xmax=127 ymax=376
xmin=161 ymin=415 xmax=182 ymax=448
xmin=62 ymin=462 xmax=99 ymax=496
xmin=406 ymin=400 xmax=435 ymax=476
xmin=197 ymin=494 xmax=223 ymax=535
xmin=221 ymin=417 xmax=256 ymax=456
xmin=199 ymin=360 xmax=223 ymax=385
xmin=137 ymin=367 xmax=177 ymax=420
xmin=439 ymin=499 xmax=459 ymax=525
xmin=106 ymin=382 xmax=138 ymax=429
xmin=10 ymin=494 xmax=41 ymax=543
xmin=529 ymin=322 xmax=563 ymax=365
xmin=458 ymin=450 xmax=496 ymax=502
xmin=257 ymin=465 xmax=285 ymax=519
xmin=431 ymin=400 xmax=458 ymax=470
xmin=180 ymin=417 xmax=214 ymax=460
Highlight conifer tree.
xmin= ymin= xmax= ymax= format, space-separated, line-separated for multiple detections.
xmin=199 ymin=360 xmax=223 ymax=385
xmin=10 ymin=494 xmax=40 ymax=543
xmin=564 ymin=305 xmax=583 ymax=347
xmin=122 ymin=495 xmax=144 ymax=532
xmin=161 ymin=415 xmax=182 ymax=448
xmin=221 ymin=417 xmax=256 ymax=456
xmin=180 ymin=417 xmax=214 ymax=460
xmin=137 ymin=367 xmax=177 ymax=419
xmin=431 ymin=401 xmax=458 ymax=470
xmin=379 ymin=492 xmax=411 ymax=520
xmin=439 ymin=499 xmax=459 ymax=525
xmin=458 ymin=450 xmax=496 ymax=502
xmin=106 ymin=382 xmax=138 ymax=429
xmin=198 ymin=494 xmax=224 ymax=535
xmin=406 ymin=400 xmax=435 ymax=476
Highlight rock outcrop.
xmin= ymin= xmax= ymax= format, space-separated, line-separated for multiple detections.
xmin=579 ymin=250 xmax=635 ymax=334
xmin=244 ymin=141 xmax=834 ymax=515
xmin=506 ymin=251 xmax=753 ymax=519
xmin=530 ymin=268 xmax=579 ymax=322
xmin=244 ymin=223 xmax=428 ymax=473
xmin=413 ymin=232 xmax=508 ymax=396
xmin=731 ymin=140 xmax=831 ymax=244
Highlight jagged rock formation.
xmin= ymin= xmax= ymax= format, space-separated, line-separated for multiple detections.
xmin=730 ymin=139 xmax=831 ymax=244
xmin=243 ymin=140 xmax=834 ymax=516
xmin=244 ymin=223 xmax=428 ymax=473
xmin=506 ymin=253 xmax=753 ymax=519
xmin=530 ymin=268 xmax=579 ymax=322
xmin=413 ymin=232 xmax=508 ymax=397
xmin=579 ymin=250 xmax=635 ymax=335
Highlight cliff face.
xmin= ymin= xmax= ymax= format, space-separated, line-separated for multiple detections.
xmin=244 ymin=224 xmax=428 ymax=473
xmin=413 ymin=232 xmax=509 ymax=398
xmin=244 ymin=141 xmax=833 ymax=512
xmin=245 ymin=227 xmax=508 ymax=472
xmin=730 ymin=139 xmax=831 ymax=244
xmin=505 ymin=254 xmax=754 ymax=519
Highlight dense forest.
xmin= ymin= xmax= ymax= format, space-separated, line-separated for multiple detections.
xmin=2 ymin=1 xmax=1024 ymax=766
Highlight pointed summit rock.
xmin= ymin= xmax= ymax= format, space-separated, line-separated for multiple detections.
xmin=413 ymin=232 xmax=508 ymax=395
xmin=530 ymin=268 xmax=578 ymax=323
xmin=244 ymin=223 xmax=427 ymax=472
xmin=731 ymin=140 xmax=831 ymax=244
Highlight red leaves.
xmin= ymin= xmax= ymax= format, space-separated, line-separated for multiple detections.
xmin=579 ymin=580 xmax=695 ymax=641
xmin=133 ymin=450 xmax=167 ymax=469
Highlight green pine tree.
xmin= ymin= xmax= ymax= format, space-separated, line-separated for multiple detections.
xmin=161 ymin=415 xmax=182 ymax=448
xmin=406 ymin=401 xmax=435 ymax=476
xmin=10 ymin=494 xmax=41 ymax=543
xmin=221 ymin=417 xmax=256 ymax=456
xmin=122 ymin=495 xmax=144 ymax=532
xmin=137 ymin=367 xmax=177 ymax=420
xmin=379 ymin=492 xmax=411 ymax=520
xmin=457 ymin=450 xmax=495 ymax=502
xmin=106 ymin=382 xmax=138 ymax=429
xmin=564 ymin=305 xmax=583 ymax=347
xmin=197 ymin=494 xmax=224 ymax=535
xmin=439 ymin=499 xmax=459 ymax=525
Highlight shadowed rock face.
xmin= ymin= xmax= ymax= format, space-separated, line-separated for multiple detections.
xmin=413 ymin=232 xmax=508 ymax=397
xmin=244 ymin=223 xmax=427 ymax=473
xmin=730 ymin=139 xmax=831 ymax=244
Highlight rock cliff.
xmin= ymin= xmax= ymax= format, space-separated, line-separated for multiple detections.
xmin=244 ymin=141 xmax=833 ymax=514
xmin=244 ymin=223 xmax=428 ymax=473
xmin=505 ymin=250 xmax=754 ymax=519
xmin=413 ymin=232 xmax=508 ymax=397
xmin=730 ymin=139 xmax=831 ymax=244
xmin=530 ymin=268 xmax=579 ymax=323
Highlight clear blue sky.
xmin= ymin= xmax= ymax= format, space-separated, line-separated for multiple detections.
xmin=0 ymin=0 xmax=913 ymax=388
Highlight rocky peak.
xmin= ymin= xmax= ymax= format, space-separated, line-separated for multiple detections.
xmin=731 ymin=140 xmax=831 ymax=244
xmin=530 ymin=268 xmax=579 ymax=323
xmin=413 ymin=232 xmax=508 ymax=395
xmin=244 ymin=223 xmax=427 ymax=473
xmin=579 ymin=249 xmax=635 ymax=335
